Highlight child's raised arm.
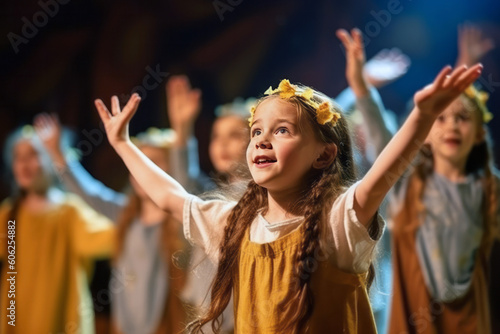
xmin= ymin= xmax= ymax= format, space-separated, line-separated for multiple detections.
xmin=354 ymin=64 xmax=483 ymax=225
xmin=94 ymin=93 xmax=189 ymax=222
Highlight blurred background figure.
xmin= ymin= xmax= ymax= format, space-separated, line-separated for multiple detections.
xmin=173 ymin=74 xmax=254 ymax=334
xmin=34 ymin=108 xmax=191 ymax=334
xmin=387 ymin=24 xmax=499 ymax=334
xmin=0 ymin=125 xmax=115 ymax=333
xmin=335 ymin=28 xmax=409 ymax=334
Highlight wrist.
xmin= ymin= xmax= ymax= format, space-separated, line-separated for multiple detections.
xmin=173 ymin=125 xmax=194 ymax=147
xmin=47 ymin=148 xmax=67 ymax=166
xmin=410 ymin=106 xmax=438 ymax=127
xmin=349 ymin=78 xmax=370 ymax=98
xmin=113 ymin=139 xmax=134 ymax=155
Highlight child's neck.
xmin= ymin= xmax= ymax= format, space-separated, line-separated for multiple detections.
xmin=22 ymin=191 xmax=50 ymax=213
xmin=264 ymin=189 xmax=303 ymax=223
xmin=139 ymin=198 xmax=167 ymax=226
xmin=433 ymin=155 xmax=467 ymax=182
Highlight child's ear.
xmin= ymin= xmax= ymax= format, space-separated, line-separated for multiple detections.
xmin=313 ymin=143 xmax=337 ymax=169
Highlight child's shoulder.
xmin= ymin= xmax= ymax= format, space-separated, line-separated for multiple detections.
xmin=0 ymin=198 xmax=13 ymax=215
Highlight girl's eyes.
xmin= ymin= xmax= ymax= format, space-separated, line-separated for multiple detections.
xmin=275 ymin=127 xmax=289 ymax=135
xmin=437 ymin=114 xmax=471 ymax=123
xmin=251 ymin=127 xmax=290 ymax=137
xmin=251 ymin=129 xmax=261 ymax=137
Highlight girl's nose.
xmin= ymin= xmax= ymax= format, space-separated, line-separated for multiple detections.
xmin=256 ymin=140 xmax=272 ymax=149
xmin=448 ymin=117 xmax=460 ymax=130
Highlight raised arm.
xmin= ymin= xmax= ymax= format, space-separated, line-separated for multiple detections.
xmin=166 ymin=75 xmax=204 ymax=191
xmin=94 ymin=93 xmax=189 ymax=222
xmin=354 ymin=63 xmax=483 ymax=226
xmin=455 ymin=24 xmax=494 ymax=67
xmin=34 ymin=113 xmax=126 ymax=221
xmin=336 ymin=29 xmax=404 ymax=157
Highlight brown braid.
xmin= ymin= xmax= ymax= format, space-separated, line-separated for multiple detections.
xmin=188 ymin=181 xmax=267 ymax=333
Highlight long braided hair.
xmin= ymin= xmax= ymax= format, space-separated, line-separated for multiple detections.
xmin=189 ymin=85 xmax=375 ymax=333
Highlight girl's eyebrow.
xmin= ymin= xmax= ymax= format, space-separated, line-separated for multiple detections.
xmin=251 ymin=118 xmax=296 ymax=127
xmin=275 ymin=119 xmax=296 ymax=126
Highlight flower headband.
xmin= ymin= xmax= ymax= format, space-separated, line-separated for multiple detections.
xmin=463 ymin=85 xmax=493 ymax=123
xmin=131 ymin=127 xmax=177 ymax=149
xmin=248 ymin=79 xmax=341 ymax=127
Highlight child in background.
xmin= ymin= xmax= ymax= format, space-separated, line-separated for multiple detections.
xmin=335 ymin=28 xmax=410 ymax=334
xmin=34 ymin=109 xmax=192 ymax=333
xmin=209 ymin=97 xmax=255 ymax=183
xmin=388 ymin=27 xmax=498 ymax=334
xmin=94 ymin=42 xmax=481 ymax=332
xmin=334 ymin=46 xmax=407 ymax=166
xmin=0 ymin=125 xmax=115 ymax=334
xmin=170 ymin=75 xmax=255 ymax=333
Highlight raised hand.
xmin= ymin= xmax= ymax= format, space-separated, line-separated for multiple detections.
xmin=364 ymin=48 xmax=411 ymax=88
xmin=457 ymin=24 xmax=494 ymax=67
xmin=166 ymin=75 xmax=201 ymax=145
xmin=94 ymin=93 xmax=141 ymax=148
xmin=34 ymin=113 xmax=62 ymax=155
xmin=336 ymin=28 xmax=369 ymax=97
xmin=414 ymin=64 xmax=483 ymax=117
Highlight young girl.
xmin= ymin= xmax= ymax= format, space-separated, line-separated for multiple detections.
xmin=34 ymin=111 xmax=191 ymax=334
xmin=0 ymin=125 xmax=115 ymax=334
xmin=94 ymin=60 xmax=482 ymax=332
xmin=388 ymin=87 xmax=498 ymax=333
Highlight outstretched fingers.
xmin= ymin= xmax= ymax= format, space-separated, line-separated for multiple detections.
xmin=456 ymin=63 xmax=483 ymax=91
xmin=94 ymin=99 xmax=112 ymax=123
xmin=111 ymin=95 xmax=120 ymax=116
xmin=122 ymin=93 xmax=141 ymax=123
xmin=444 ymin=65 xmax=468 ymax=88
xmin=351 ymin=28 xmax=364 ymax=48
xmin=336 ymin=29 xmax=353 ymax=49
xmin=432 ymin=65 xmax=453 ymax=90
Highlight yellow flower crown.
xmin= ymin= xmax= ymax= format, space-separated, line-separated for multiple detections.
xmin=248 ymin=79 xmax=341 ymax=127
xmin=463 ymin=85 xmax=493 ymax=123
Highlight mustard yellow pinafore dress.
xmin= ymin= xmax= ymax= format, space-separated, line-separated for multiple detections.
xmin=233 ymin=224 xmax=377 ymax=333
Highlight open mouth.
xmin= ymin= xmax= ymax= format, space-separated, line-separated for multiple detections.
xmin=254 ymin=156 xmax=277 ymax=164
xmin=444 ymin=138 xmax=461 ymax=145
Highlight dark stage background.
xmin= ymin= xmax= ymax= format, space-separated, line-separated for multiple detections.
xmin=1 ymin=0 xmax=500 ymax=329
xmin=2 ymin=0 xmax=500 ymax=197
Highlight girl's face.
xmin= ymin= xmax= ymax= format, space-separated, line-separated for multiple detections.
xmin=426 ymin=98 xmax=484 ymax=166
xmin=130 ymin=145 xmax=170 ymax=199
xmin=247 ymin=98 xmax=326 ymax=193
xmin=209 ymin=115 xmax=249 ymax=174
xmin=12 ymin=140 xmax=48 ymax=192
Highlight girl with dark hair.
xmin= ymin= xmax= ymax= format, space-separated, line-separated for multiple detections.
xmin=94 ymin=57 xmax=481 ymax=332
